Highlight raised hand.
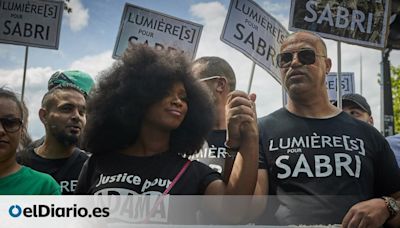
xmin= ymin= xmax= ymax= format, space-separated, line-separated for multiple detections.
xmin=225 ymin=91 xmax=257 ymax=150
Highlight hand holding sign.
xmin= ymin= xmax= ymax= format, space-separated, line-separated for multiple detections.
xmin=225 ymin=91 xmax=257 ymax=151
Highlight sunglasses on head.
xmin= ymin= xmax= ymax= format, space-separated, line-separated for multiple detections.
xmin=0 ymin=117 xmax=22 ymax=133
xmin=198 ymin=76 xmax=223 ymax=82
xmin=277 ymin=49 xmax=326 ymax=68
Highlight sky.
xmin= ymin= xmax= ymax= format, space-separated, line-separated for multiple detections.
xmin=0 ymin=0 xmax=399 ymax=140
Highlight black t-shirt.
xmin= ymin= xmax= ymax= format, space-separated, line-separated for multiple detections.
xmin=75 ymin=151 xmax=222 ymax=224
xmin=75 ymin=151 xmax=221 ymax=195
xmin=258 ymin=108 xmax=400 ymax=225
xmin=16 ymin=140 xmax=89 ymax=195
xmin=189 ymin=130 xmax=232 ymax=175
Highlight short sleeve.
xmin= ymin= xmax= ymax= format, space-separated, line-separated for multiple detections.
xmin=193 ymin=161 xmax=222 ymax=194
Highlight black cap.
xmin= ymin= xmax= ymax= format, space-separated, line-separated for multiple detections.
xmin=339 ymin=93 xmax=372 ymax=115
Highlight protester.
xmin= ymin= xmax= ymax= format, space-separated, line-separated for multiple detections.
xmin=0 ymin=87 xmax=60 ymax=195
xmin=17 ymin=70 xmax=94 ymax=195
xmin=190 ymin=56 xmax=237 ymax=182
xmin=76 ymin=44 xmax=258 ymax=195
xmin=256 ymin=31 xmax=400 ymax=227
xmin=387 ymin=134 xmax=400 ymax=167
xmin=338 ymin=93 xmax=400 ymax=170
xmin=337 ymin=93 xmax=374 ymax=125
xmin=75 ymin=45 xmax=258 ymax=224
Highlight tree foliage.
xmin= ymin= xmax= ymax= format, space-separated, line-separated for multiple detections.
xmin=391 ymin=65 xmax=400 ymax=134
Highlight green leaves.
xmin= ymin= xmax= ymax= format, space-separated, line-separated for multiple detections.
xmin=390 ymin=65 xmax=400 ymax=133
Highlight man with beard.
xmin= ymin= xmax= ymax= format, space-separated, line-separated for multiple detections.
xmin=190 ymin=56 xmax=237 ymax=183
xmin=17 ymin=70 xmax=94 ymax=194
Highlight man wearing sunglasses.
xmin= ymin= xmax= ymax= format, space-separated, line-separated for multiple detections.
xmin=190 ymin=56 xmax=237 ymax=183
xmin=17 ymin=70 xmax=94 ymax=195
xmin=255 ymin=31 xmax=400 ymax=227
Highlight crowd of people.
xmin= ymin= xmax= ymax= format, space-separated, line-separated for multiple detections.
xmin=0 ymin=31 xmax=399 ymax=227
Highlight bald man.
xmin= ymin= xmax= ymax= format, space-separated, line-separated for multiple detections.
xmin=255 ymin=31 xmax=400 ymax=227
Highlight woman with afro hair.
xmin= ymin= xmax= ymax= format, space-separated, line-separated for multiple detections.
xmin=75 ymin=44 xmax=259 ymax=199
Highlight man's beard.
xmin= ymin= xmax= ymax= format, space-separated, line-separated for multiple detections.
xmin=50 ymin=126 xmax=80 ymax=147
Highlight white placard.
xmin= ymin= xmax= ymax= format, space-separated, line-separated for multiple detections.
xmin=221 ymin=0 xmax=289 ymax=83
xmin=113 ymin=3 xmax=202 ymax=59
xmin=0 ymin=0 xmax=64 ymax=49
xmin=326 ymin=72 xmax=355 ymax=101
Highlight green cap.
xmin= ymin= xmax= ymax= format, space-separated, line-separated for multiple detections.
xmin=48 ymin=70 xmax=94 ymax=96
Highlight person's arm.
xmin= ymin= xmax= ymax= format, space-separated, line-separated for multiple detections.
xmin=204 ymin=90 xmax=258 ymax=195
xmin=242 ymin=169 xmax=268 ymax=222
xmin=386 ymin=191 xmax=400 ymax=227
xmin=342 ymin=191 xmax=400 ymax=228
xmin=244 ymin=122 xmax=269 ymax=222
xmin=342 ymin=135 xmax=400 ymax=227
xmin=201 ymin=91 xmax=264 ymax=223
xmin=221 ymin=151 xmax=235 ymax=184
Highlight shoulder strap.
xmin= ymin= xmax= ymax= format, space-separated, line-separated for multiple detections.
xmin=54 ymin=149 xmax=82 ymax=181
xmin=162 ymin=159 xmax=191 ymax=195
xmin=143 ymin=160 xmax=192 ymax=223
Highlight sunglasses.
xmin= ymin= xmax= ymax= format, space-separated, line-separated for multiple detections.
xmin=277 ymin=49 xmax=326 ymax=68
xmin=0 ymin=117 xmax=23 ymax=133
xmin=199 ymin=76 xmax=223 ymax=82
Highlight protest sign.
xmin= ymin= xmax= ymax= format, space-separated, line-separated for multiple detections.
xmin=289 ymin=0 xmax=390 ymax=49
xmin=326 ymin=72 xmax=355 ymax=101
xmin=221 ymin=0 xmax=289 ymax=83
xmin=0 ymin=0 xmax=64 ymax=49
xmin=113 ymin=3 xmax=202 ymax=59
